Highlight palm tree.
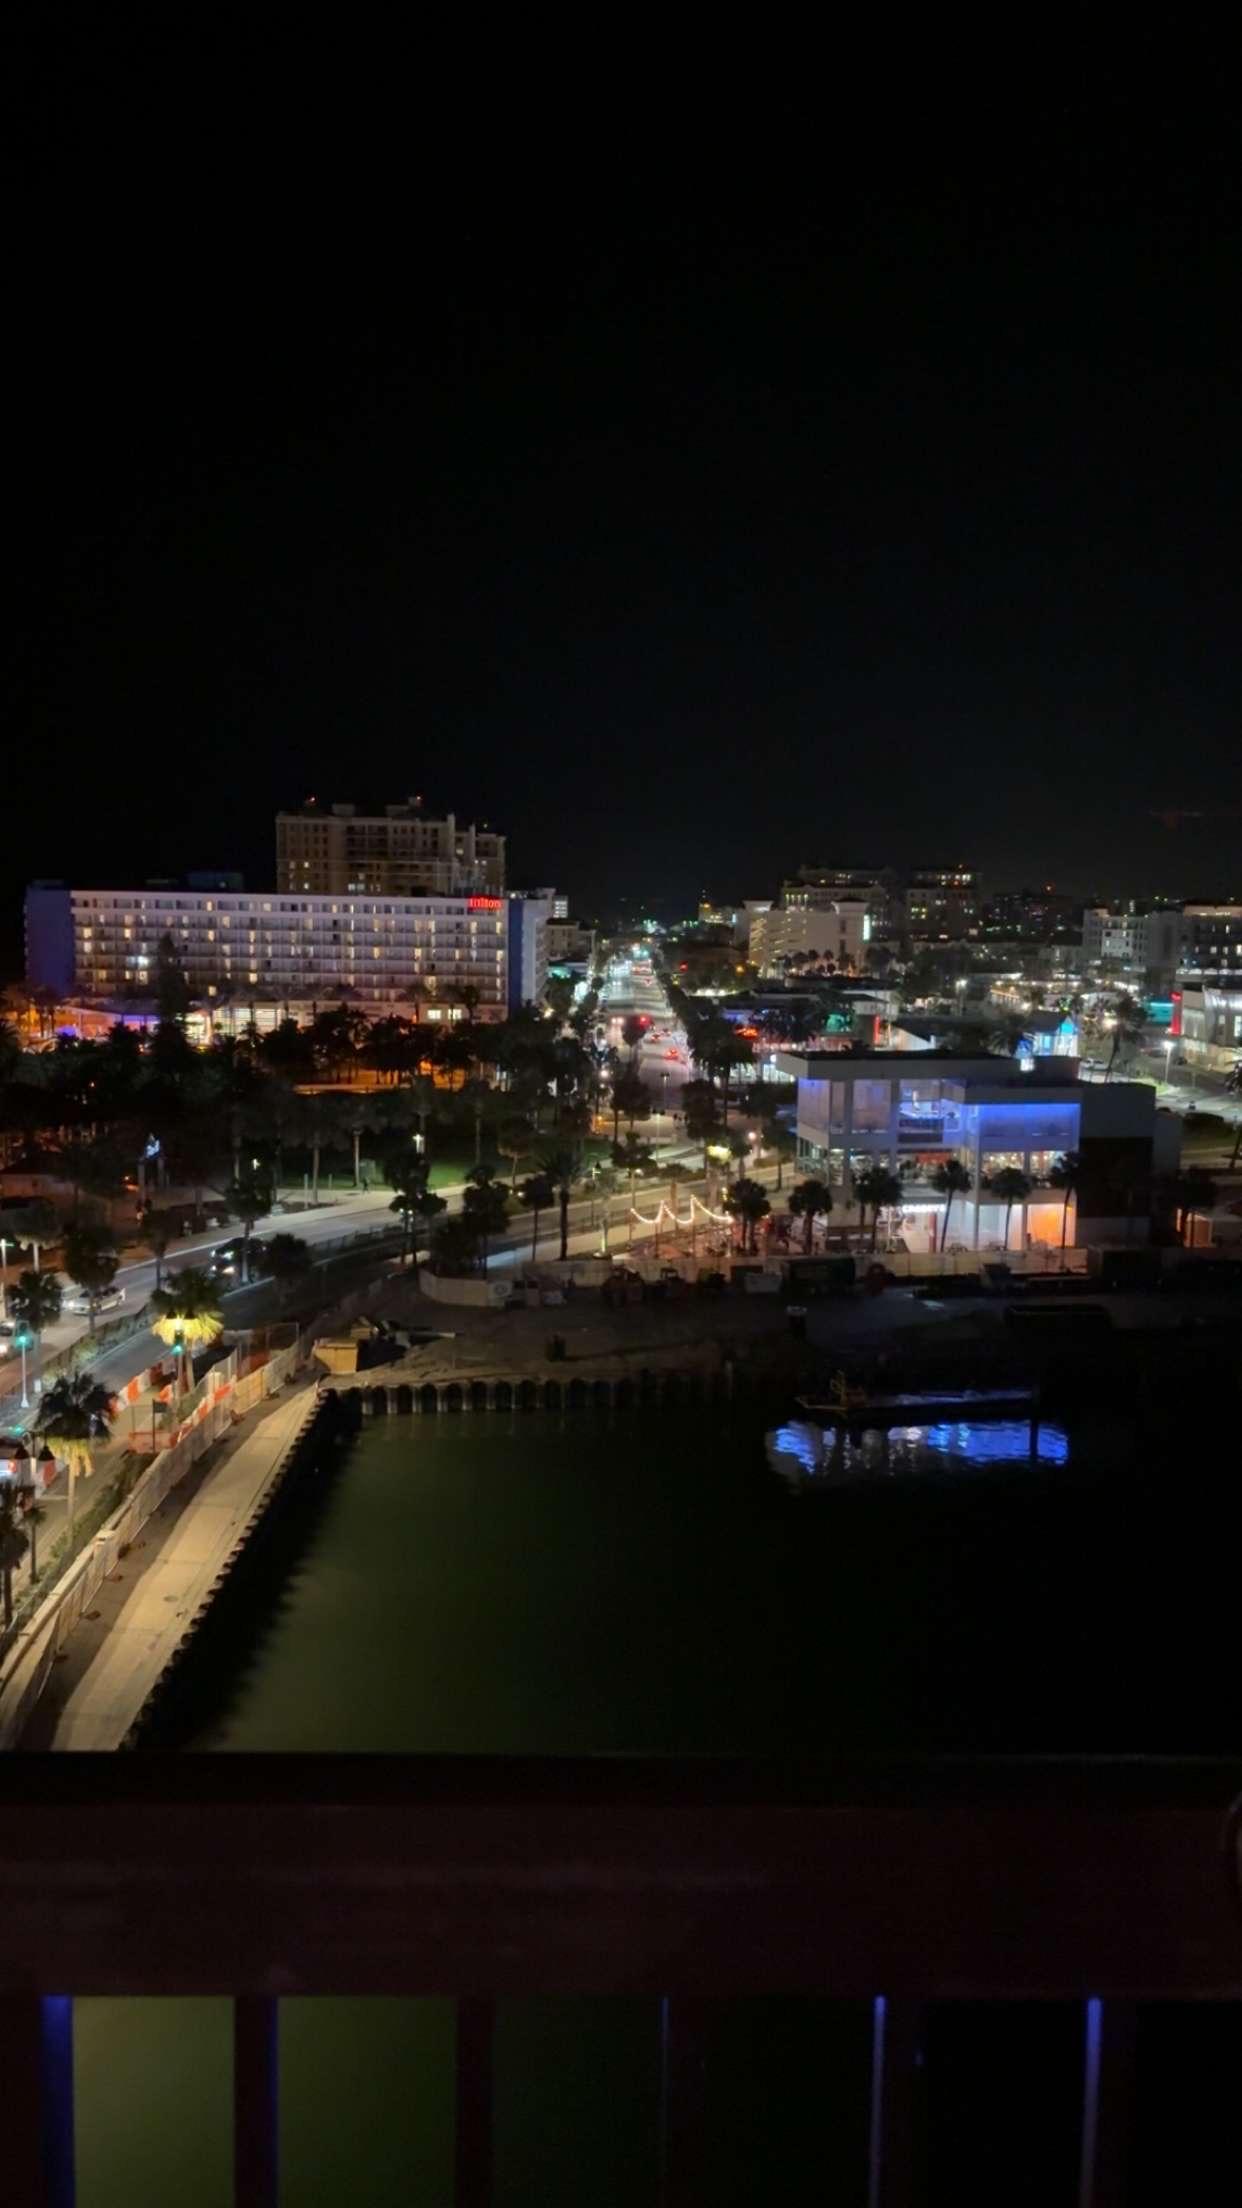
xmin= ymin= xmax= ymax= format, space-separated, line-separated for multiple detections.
xmin=761 ymin=1117 xmax=796 ymax=1190
xmin=497 ymin=1114 xmax=536 ymax=1189
xmin=0 ymin=1482 xmax=29 ymax=1627
xmin=6 ymin=1199 xmax=58 ymax=1272
xmin=67 ymin=1132 xmax=129 ymax=1226
xmin=788 ymin=1177 xmax=832 ymax=1254
xmin=225 ymin=1167 xmax=274 ymax=1284
xmin=388 ymin=1169 xmax=445 ymax=1277
xmin=429 ymin=1213 xmax=484 ymax=1277
xmin=265 ymin=1232 xmax=314 ymax=1303
xmin=986 ymin=1166 xmax=1032 ymax=1251
xmin=855 ymin=1165 xmax=904 ymax=1251
xmin=462 ymin=1166 xmax=510 ymax=1272
xmin=18 ymin=1478 xmax=47 ymax=1587
xmin=36 ymin=1371 xmax=114 ymax=1541
xmin=9 ymin=1270 xmax=62 ymax=1397
xmin=680 ymin=1079 xmax=719 ymax=1172
xmin=517 ymin=1172 xmax=555 ymax=1260
xmin=147 ymin=1214 xmax=173 ymax=1291
xmin=149 ymin=1267 xmax=224 ymax=1392
xmin=1105 ymin=993 xmax=1145 ymax=1080
xmin=300 ymin=1093 xmax=337 ymax=1202
xmin=620 ymin=1014 xmax=647 ymax=1062
xmin=61 ymin=1222 xmax=119 ymax=1332
xmin=336 ymin=1092 xmax=382 ymax=1188
xmin=1047 ymin=1151 xmax=1080 ymax=1257
xmin=10 ymin=1269 xmax=63 ymax=1334
xmin=931 ymin=1158 xmax=972 ymax=1252
xmin=723 ymin=1176 xmax=771 ymax=1254
xmin=538 ymin=1142 xmax=585 ymax=1261
xmin=1175 ymin=1167 xmax=1218 ymax=1246
xmin=610 ymin=1065 xmax=651 ymax=1145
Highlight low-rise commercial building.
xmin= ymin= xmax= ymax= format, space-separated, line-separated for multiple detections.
xmin=776 ymin=1048 xmax=1176 ymax=1252
xmin=1172 ymin=975 xmax=1242 ymax=1072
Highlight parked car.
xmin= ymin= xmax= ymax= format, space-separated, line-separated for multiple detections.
xmin=62 ymin=1285 xmax=125 ymax=1316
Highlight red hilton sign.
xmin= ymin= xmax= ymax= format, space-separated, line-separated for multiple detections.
xmin=467 ymin=897 xmax=503 ymax=911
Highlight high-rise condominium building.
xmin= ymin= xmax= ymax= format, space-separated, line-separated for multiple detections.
xmin=784 ymin=866 xmax=902 ymax=936
xmin=276 ymin=801 xmax=506 ymax=898
xmin=906 ymin=867 xmax=980 ymax=941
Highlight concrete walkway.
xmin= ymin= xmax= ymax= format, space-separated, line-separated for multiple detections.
xmin=43 ymin=1383 xmax=315 ymax=1751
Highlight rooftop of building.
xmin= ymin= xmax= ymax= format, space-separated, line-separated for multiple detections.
xmin=775 ymin=1047 xmax=1082 ymax=1086
xmin=277 ymin=798 xmax=501 ymax=829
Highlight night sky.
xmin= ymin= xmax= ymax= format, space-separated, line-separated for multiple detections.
xmin=6 ymin=57 xmax=1239 ymax=973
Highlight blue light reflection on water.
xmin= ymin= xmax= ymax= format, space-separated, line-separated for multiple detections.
xmin=766 ymin=1416 xmax=1069 ymax=1483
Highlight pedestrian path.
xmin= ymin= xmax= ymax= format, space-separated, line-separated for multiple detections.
xmin=45 ymin=1383 xmax=315 ymax=1751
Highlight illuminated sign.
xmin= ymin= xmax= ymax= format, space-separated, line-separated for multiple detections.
xmin=467 ymin=897 xmax=504 ymax=911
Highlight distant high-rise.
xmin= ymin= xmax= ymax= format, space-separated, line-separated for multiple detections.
xmin=906 ymin=866 xmax=980 ymax=942
xmin=276 ymin=800 xmax=505 ymax=898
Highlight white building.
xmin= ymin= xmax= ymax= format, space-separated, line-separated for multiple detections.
xmin=749 ymin=901 xmax=869 ymax=977
xmin=27 ymin=885 xmax=516 ymax=1021
xmin=1174 ymin=976 xmax=1242 ymax=1072
xmin=776 ymin=1048 xmax=1177 ymax=1252
xmin=1082 ymin=906 xmax=1187 ymax=983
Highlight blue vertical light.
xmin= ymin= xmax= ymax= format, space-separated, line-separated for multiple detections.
xmin=1078 ymin=1997 xmax=1103 ymax=2207
xmin=41 ymin=1995 xmax=75 ymax=2208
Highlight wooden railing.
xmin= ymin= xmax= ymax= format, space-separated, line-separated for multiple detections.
xmin=4 ymin=1754 xmax=1242 ymax=2204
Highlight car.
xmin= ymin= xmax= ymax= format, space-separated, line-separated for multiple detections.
xmin=63 ymin=1285 xmax=125 ymax=1316
xmin=210 ymin=1237 xmax=269 ymax=1278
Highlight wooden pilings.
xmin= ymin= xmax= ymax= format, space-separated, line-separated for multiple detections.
xmin=352 ymin=1370 xmax=724 ymax=1415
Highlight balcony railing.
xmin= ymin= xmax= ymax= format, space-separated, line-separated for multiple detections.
xmin=5 ymin=1754 xmax=1242 ymax=2204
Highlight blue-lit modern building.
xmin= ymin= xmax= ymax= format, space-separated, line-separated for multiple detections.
xmin=775 ymin=1050 xmax=1178 ymax=1252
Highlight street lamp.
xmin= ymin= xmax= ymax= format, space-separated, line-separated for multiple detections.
xmin=14 ymin=1322 xmax=35 ymax=1411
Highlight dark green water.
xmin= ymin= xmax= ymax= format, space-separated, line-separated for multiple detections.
xmin=193 ymin=1409 xmax=805 ymax=1754
xmin=176 ymin=1403 xmax=1200 ymax=1758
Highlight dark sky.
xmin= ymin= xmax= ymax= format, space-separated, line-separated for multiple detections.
xmin=6 ymin=53 xmax=1240 ymax=972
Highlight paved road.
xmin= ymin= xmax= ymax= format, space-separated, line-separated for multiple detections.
xmin=0 ymin=1188 xmax=402 ymax=1417
xmin=1080 ymin=1052 xmax=1242 ymax=1137
xmin=601 ymin=953 xmax=694 ymax=1113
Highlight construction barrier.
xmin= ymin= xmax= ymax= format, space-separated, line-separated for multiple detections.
xmin=0 ymin=1352 xmax=282 ymax=1747
xmin=0 ymin=1263 xmax=398 ymax=1747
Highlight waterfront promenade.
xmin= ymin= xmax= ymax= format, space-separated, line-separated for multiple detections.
xmin=26 ymin=1382 xmax=316 ymax=1750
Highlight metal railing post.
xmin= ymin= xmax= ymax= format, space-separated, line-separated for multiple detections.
xmin=4 ymin=1994 xmax=75 ymax=2207
xmin=234 ymin=1994 xmax=279 ymax=2208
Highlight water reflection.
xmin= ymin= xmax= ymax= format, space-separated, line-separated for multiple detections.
xmin=766 ymin=1415 xmax=1069 ymax=1486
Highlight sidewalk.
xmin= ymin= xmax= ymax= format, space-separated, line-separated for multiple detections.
xmin=30 ymin=1381 xmax=315 ymax=1750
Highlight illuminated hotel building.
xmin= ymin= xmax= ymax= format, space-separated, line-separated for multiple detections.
xmin=25 ymin=884 xmax=530 ymax=1023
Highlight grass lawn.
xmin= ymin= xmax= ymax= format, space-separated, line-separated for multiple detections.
xmin=416 ymin=1133 xmax=615 ymax=1190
